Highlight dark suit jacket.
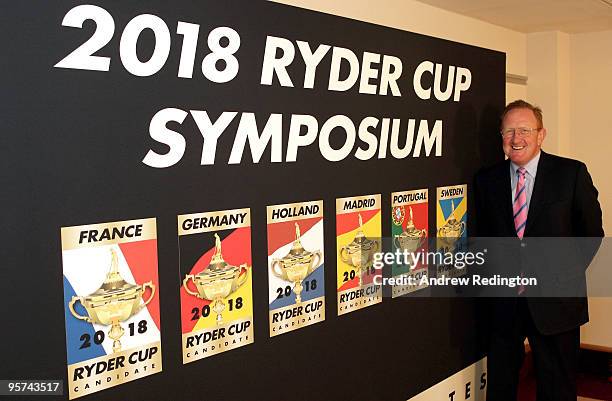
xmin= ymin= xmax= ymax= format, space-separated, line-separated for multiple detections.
xmin=474 ymin=151 xmax=603 ymax=335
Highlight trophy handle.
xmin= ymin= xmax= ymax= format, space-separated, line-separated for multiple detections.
xmin=183 ymin=275 xmax=200 ymax=297
xmin=459 ymin=221 xmax=466 ymax=237
xmin=68 ymin=297 xmax=91 ymax=322
xmin=309 ymin=251 xmax=323 ymax=275
xmin=140 ymin=281 xmax=156 ymax=309
xmin=235 ymin=265 xmax=249 ymax=288
xmin=271 ymin=260 xmax=285 ymax=279
xmin=393 ymin=235 xmax=401 ymax=249
xmin=340 ymin=247 xmax=350 ymax=263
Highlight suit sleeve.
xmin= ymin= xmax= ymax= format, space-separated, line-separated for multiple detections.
xmin=572 ymin=163 xmax=604 ymax=237
xmin=572 ymin=162 xmax=604 ymax=267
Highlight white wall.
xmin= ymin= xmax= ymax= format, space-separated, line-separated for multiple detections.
xmin=569 ymin=30 xmax=612 ymax=233
xmin=526 ymin=32 xmax=571 ymax=157
xmin=523 ymin=29 xmax=610 ymax=231
xmin=569 ymin=30 xmax=612 ymax=349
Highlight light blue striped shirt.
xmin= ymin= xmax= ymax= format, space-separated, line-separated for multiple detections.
xmin=510 ymin=151 xmax=540 ymax=213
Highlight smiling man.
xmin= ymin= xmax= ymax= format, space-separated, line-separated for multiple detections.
xmin=474 ymin=100 xmax=604 ymax=401
xmin=502 ymin=105 xmax=546 ymax=167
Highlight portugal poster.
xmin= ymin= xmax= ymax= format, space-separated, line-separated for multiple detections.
xmin=391 ymin=189 xmax=429 ymax=297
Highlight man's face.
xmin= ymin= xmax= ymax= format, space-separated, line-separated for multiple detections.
xmin=501 ymin=107 xmax=546 ymax=166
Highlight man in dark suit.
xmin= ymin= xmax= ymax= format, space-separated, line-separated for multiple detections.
xmin=474 ymin=100 xmax=603 ymax=401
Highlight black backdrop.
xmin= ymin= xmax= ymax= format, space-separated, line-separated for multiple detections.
xmin=0 ymin=1 xmax=505 ymax=400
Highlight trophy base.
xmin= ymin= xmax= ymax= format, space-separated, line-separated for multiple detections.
xmin=109 ymin=322 xmax=125 ymax=353
xmin=294 ymin=280 xmax=303 ymax=304
xmin=212 ymin=299 xmax=226 ymax=326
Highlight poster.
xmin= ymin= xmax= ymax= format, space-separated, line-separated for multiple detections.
xmin=61 ymin=218 xmax=162 ymax=399
xmin=336 ymin=194 xmax=383 ymax=315
xmin=267 ymin=200 xmax=325 ymax=337
xmin=178 ymin=208 xmax=254 ymax=363
xmin=436 ymin=184 xmax=468 ymax=278
xmin=391 ymin=189 xmax=429 ymax=297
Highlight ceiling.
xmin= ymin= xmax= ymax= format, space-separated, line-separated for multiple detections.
xmin=415 ymin=0 xmax=612 ymax=33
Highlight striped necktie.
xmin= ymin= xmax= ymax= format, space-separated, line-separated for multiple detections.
xmin=513 ymin=167 xmax=528 ymax=239
xmin=514 ymin=167 xmax=528 ymax=295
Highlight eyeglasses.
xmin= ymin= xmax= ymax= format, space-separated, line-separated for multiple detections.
xmin=501 ymin=127 xmax=541 ymax=138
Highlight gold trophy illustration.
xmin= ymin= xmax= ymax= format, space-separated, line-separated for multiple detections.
xmin=183 ymin=233 xmax=249 ymax=325
xmin=394 ymin=206 xmax=427 ymax=254
xmin=340 ymin=213 xmax=380 ymax=286
xmin=437 ymin=200 xmax=466 ymax=248
xmin=69 ymin=249 xmax=156 ymax=353
xmin=270 ymin=223 xmax=322 ymax=303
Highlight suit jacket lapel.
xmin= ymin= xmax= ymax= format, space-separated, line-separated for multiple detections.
xmin=496 ymin=159 xmax=515 ymax=236
xmin=524 ymin=151 xmax=551 ymax=236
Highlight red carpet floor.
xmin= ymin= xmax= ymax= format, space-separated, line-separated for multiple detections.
xmin=517 ymin=351 xmax=612 ymax=401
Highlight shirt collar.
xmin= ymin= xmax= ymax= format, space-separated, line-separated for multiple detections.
xmin=510 ymin=151 xmax=541 ymax=178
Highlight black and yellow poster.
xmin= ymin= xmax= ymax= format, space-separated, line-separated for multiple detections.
xmin=178 ymin=209 xmax=254 ymax=363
